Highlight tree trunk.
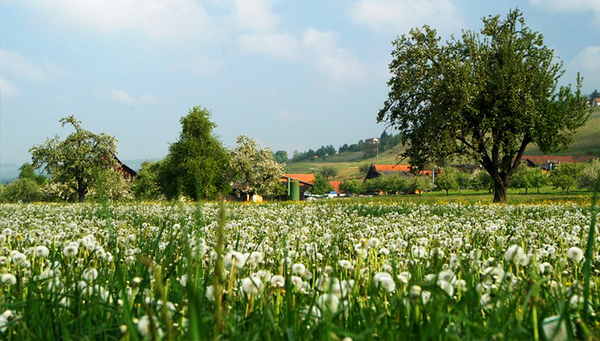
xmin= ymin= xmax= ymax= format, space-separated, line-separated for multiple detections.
xmin=78 ymin=191 xmax=85 ymax=203
xmin=445 ymin=189 xmax=449 ymax=195
xmin=525 ymin=188 xmax=528 ymax=194
xmin=493 ymin=180 xmax=508 ymax=203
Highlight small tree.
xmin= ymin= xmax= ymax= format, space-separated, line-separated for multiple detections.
xmin=158 ymin=106 xmax=231 ymax=200
xmin=528 ymin=168 xmax=548 ymax=194
xmin=456 ymin=171 xmax=471 ymax=194
xmin=510 ymin=166 xmax=533 ymax=194
xmin=409 ymin=175 xmax=434 ymax=194
xmin=471 ymin=169 xmax=494 ymax=193
xmin=1 ymin=178 xmax=42 ymax=203
xmin=133 ymin=161 xmax=163 ymax=200
xmin=320 ymin=166 xmax=338 ymax=180
xmin=339 ymin=179 xmax=364 ymax=195
xmin=550 ymin=162 xmax=584 ymax=194
xmin=578 ymin=159 xmax=600 ymax=191
xmin=229 ymin=135 xmax=284 ymax=200
xmin=435 ymin=167 xmax=459 ymax=195
xmin=30 ymin=116 xmax=118 ymax=202
xmin=310 ymin=174 xmax=334 ymax=195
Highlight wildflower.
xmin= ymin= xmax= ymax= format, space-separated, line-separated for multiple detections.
xmin=270 ymin=275 xmax=285 ymax=288
xmin=241 ymin=276 xmax=263 ymax=295
xmin=317 ymin=294 xmax=340 ymax=313
xmin=367 ymin=237 xmax=380 ymax=248
xmin=504 ymin=245 xmax=528 ymax=265
xmin=33 ymin=245 xmax=50 ymax=258
xmin=374 ymin=272 xmax=396 ymax=293
xmin=437 ymin=280 xmax=454 ymax=297
xmin=0 ymin=310 xmax=15 ymax=333
xmin=224 ymin=251 xmax=247 ymax=270
xmin=137 ymin=315 xmax=163 ymax=340
xmin=82 ymin=268 xmax=98 ymax=282
xmin=63 ymin=243 xmax=78 ymax=257
xmin=338 ymin=260 xmax=353 ymax=270
xmin=179 ymin=275 xmax=188 ymax=287
xmin=292 ymin=263 xmax=306 ymax=275
xmin=397 ymin=271 xmax=411 ymax=284
xmin=567 ymin=247 xmax=584 ymax=263
xmin=246 ymin=251 xmax=263 ymax=266
xmin=1 ymin=274 xmax=16 ymax=286
xmin=205 ymin=285 xmax=216 ymax=301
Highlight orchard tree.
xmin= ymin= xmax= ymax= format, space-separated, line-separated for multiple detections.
xmin=320 ymin=166 xmax=338 ymax=180
xmin=159 ymin=106 xmax=230 ymax=200
xmin=30 ymin=116 xmax=118 ymax=202
xmin=578 ymin=160 xmax=600 ymax=191
xmin=339 ymin=179 xmax=364 ymax=195
xmin=310 ymin=174 xmax=334 ymax=195
xmin=435 ymin=167 xmax=459 ymax=195
xmin=377 ymin=9 xmax=589 ymax=202
xmin=550 ymin=162 xmax=584 ymax=194
xmin=229 ymin=135 xmax=284 ymax=200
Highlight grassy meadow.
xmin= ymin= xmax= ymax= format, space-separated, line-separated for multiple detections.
xmin=0 ymin=193 xmax=599 ymax=340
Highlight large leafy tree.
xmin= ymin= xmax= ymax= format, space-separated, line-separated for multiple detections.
xmin=229 ymin=135 xmax=284 ymax=200
xmin=378 ymin=9 xmax=589 ymax=202
xmin=30 ymin=116 xmax=118 ymax=202
xmin=158 ymin=106 xmax=230 ymax=200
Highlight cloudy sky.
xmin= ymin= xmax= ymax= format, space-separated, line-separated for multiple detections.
xmin=1 ymin=0 xmax=599 ymax=169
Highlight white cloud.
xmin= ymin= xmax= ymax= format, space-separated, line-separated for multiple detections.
xmin=350 ymin=0 xmax=463 ymax=34
xmin=301 ymin=28 xmax=367 ymax=84
xmin=26 ymin=0 xmax=215 ymax=40
xmin=0 ymin=48 xmax=48 ymax=83
xmin=96 ymin=88 xmax=157 ymax=106
xmin=239 ymin=32 xmax=302 ymax=60
xmin=530 ymin=0 xmax=600 ymax=23
xmin=569 ymin=46 xmax=600 ymax=89
xmin=231 ymin=0 xmax=280 ymax=32
xmin=0 ymin=75 xmax=20 ymax=99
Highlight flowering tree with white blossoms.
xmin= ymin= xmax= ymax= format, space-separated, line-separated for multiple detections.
xmin=229 ymin=135 xmax=284 ymax=200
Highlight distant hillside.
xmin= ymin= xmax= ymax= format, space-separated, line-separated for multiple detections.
xmin=286 ymin=107 xmax=600 ymax=180
xmin=525 ymin=107 xmax=600 ymax=156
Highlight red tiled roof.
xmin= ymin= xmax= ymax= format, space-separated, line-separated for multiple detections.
xmin=521 ymin=155 xmax=597 ymax=165
xmin=282 ymin=174 xmax=316 ymax=185
xmin=374 ymin=164 xmax=432 ymax=176
xmin=329 ymin=181 xmax=342 ymax=193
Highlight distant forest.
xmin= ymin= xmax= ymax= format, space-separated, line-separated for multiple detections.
xmin=273 ymin=131 xmax=403 ymax=163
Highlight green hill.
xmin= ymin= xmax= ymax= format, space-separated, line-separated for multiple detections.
xmin=286 ymin=107 xmax=600 ymax=180
xmin=525 ymin=107 xmax=600 ymax=156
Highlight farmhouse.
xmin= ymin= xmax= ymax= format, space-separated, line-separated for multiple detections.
xmin=593 ymin=97 xmax=600 ymax=107
xmin=364 ymin=164 xmax=433 ymax=181
xmin=520 ymin=155 xmax=597 ymax=170
xmin=280 ymin=174 xmax=315 ymax=200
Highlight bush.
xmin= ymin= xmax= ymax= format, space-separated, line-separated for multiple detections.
xmin=1 ymin=178 xmax=42 ymax=202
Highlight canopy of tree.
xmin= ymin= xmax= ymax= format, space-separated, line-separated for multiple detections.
xmin=158 ymin=106 xmax=230 ymax=200
xmin=30 ymin=116 xmax=119 ymax=202
xmin=377 ymin=9 xmax=589 ymax=202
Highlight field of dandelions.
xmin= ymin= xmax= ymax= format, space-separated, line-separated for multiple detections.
xmin=0 ymin=200 xmax=599 ymax=340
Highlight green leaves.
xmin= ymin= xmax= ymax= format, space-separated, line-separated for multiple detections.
xmin=378 ymin=9 xmax=589 ymax=202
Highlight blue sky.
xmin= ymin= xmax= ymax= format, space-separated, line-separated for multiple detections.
xmin=1 ymin=0 xmax=599 ymax=170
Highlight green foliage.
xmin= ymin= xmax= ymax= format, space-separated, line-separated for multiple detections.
xmin=29 ymin=116 xmax=119 ymax=202
xmin=359 ymin=164 xmax=371 ymax=174
xmin=471 ymin=169 xmax=494 ymax=193
xmin=510 ymin=166 xmax=549 ymax=194
xmin=229 ymin=135 xmax=284 ymax=198
xmin=158 ymin=106 xmax=231 ymax=201
xmin=1 ymin=178 xmax=42 ymax=202
xmin=550 ymin=162 xmax=585 ymax=193
xmin=133 ymin=161 xmax=163 ymax=200
xmin=408 ymin=175 xmax=434 ymax=193
xmin=273 ymin=150 xmax=289 ymax=164
xmin=87 ymin=168 xmax=133 ymax=202
xmin=435 ymin=167 xmax=459 ymax=195
xmin=378 ymin=9 xmax=589 ymax=202
xmin=18 ymin=163 xmax=46 ymax=185
xmin=339 ymin=179 xmax=364 ymax=195
xmin=310 ymin=173 xmax=334 ymax=195
xmin=320 ymin=166 xmax=338 ymax=180
xmin=579 ymin=160 xmax=600 ymax=191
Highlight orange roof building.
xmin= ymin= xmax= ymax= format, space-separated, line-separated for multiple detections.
xmin=365 ymin=164 xmax=432 ymax=181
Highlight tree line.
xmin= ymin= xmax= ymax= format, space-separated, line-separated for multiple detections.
xmin=273 ymin=130 xmax=404 ymax=164
xmin=0 ymin=107 xmax=285 ymax=203
xmin=337 ymin=160 xmax=600 ymax=196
